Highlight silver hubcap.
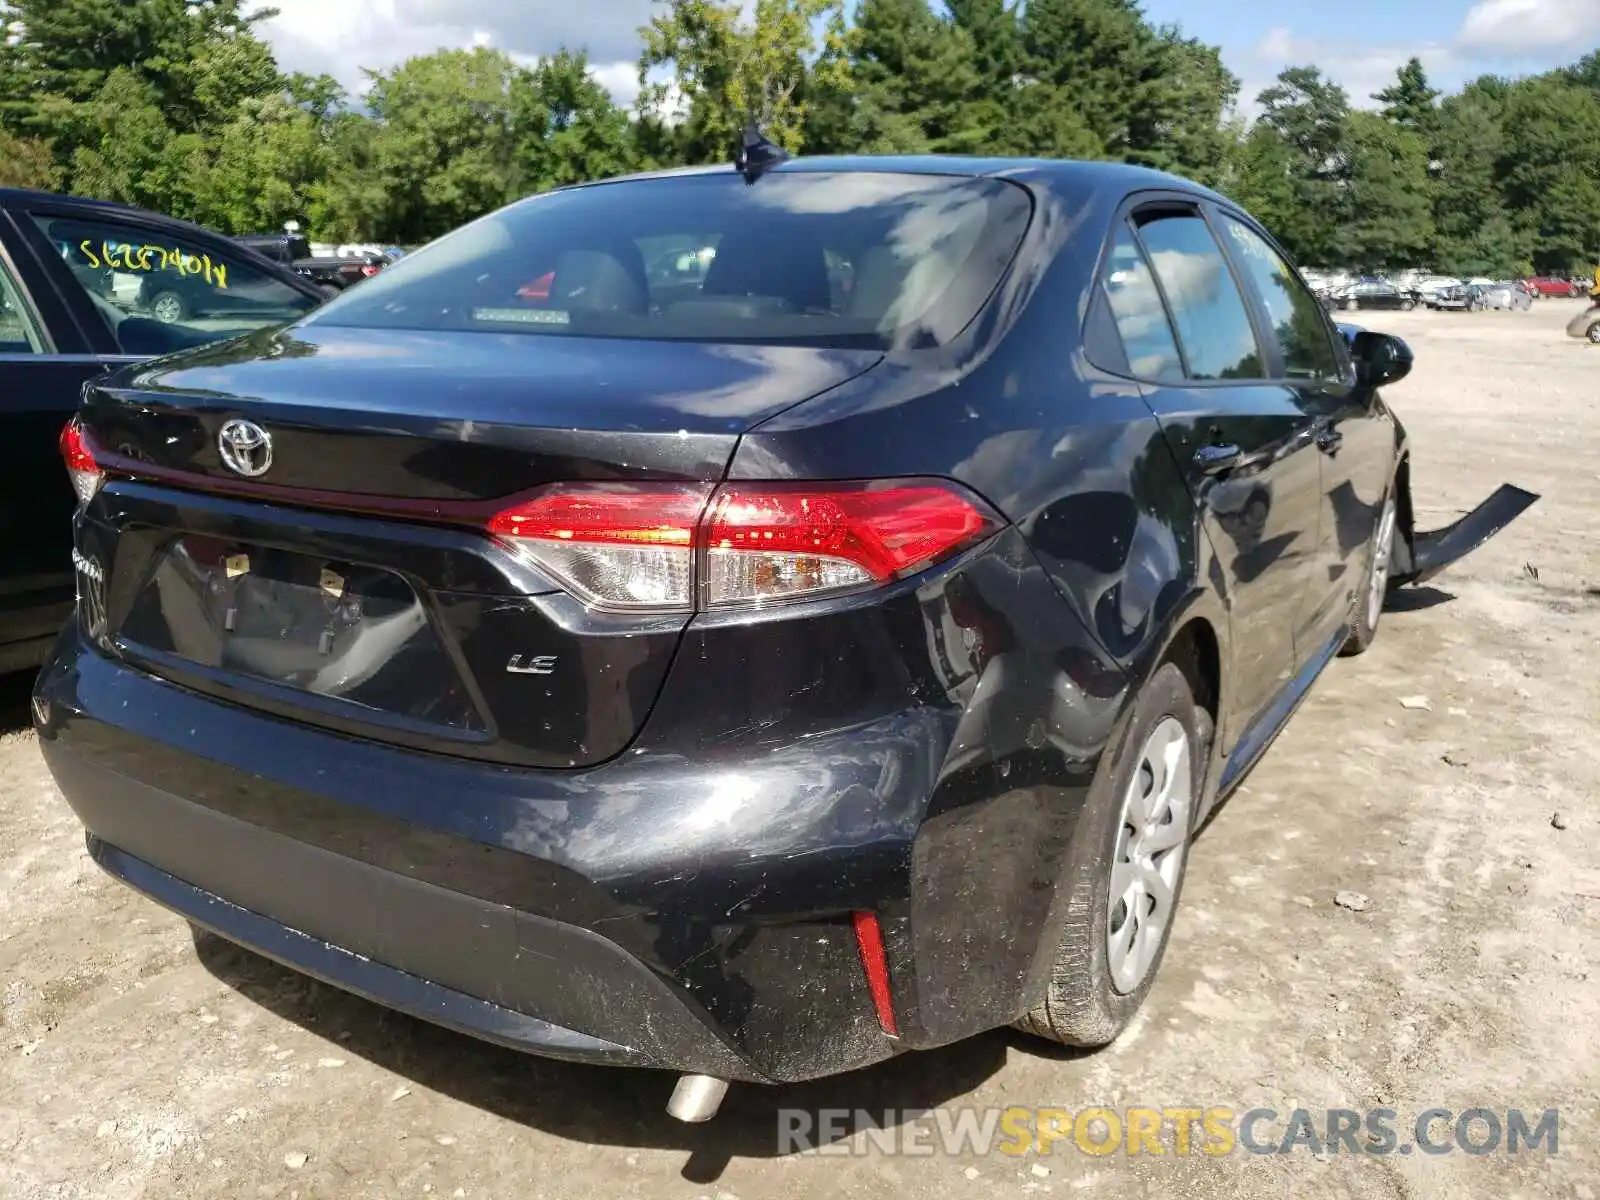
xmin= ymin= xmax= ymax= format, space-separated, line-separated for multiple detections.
xmin=154 ymin=296 xmax=181 ymax=323
xmin=1367 ymin=496 xmax=1397 ymax=630
xmin=1107 ymin=716 xmax=1192 ymax=994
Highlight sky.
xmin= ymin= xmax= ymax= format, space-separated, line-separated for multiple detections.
xmin=250 ymin=0 xmax=1600 ymax=114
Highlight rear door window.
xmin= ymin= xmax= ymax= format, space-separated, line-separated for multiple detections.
xmin=307 ymin=172 xmax=1033 ymax=350
xmin=29 ymin=213 xmax=319 ymax=355
xmin=1134 ymin=212 xmax=1265 ymax=381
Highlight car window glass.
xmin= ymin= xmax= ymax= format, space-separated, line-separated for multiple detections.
xmin=1218 ymin=216 xmax=1341 ymax=381
xmin=1134 ymin=213 xmax=1264 ymax=381
xmin=1102 ymin=222 xmax=1183 ymax=380
xmin=0 ymin=257 xmax=43 ymax=354
xmin=307 ymin=172 xmax=1033 ymax=351
xmin=29 ymin=213 xmax=318 ymax=356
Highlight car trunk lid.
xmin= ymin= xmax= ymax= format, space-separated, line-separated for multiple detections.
xmin=74 ymin=327 xmax=882 ymax=768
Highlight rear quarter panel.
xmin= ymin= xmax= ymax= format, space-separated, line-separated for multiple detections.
xmin=730 ymin=172 xmax=1228 ymax=1038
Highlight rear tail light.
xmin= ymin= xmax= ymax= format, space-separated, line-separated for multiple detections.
xmin=488 ymin=483 xmax=712 ymax=611
xmin=488 ymin=479 xmax=998 ymax=613
xmin=59 ymin=418 xmax=103 ymax=505
xmin=702 ymin=482 xmax=995 ymax=607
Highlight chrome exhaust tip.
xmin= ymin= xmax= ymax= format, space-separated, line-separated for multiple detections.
xmin=667 ymin=1074 xmax=729 ymax=1123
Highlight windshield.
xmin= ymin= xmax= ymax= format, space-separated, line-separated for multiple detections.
xmin=305 ymin=171 xmax=1033 ymax=350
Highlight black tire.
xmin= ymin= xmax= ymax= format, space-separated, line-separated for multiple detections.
xmin=1588 ymin=322 xmax=1600 ymax=345
xmin=1400 ymin=298 xmax=1416 ymax=312
xmin=1340 ymin=483 xmax=1398 ymax=657
xmin=1015 ymin=661 xmax=1202 ymax=1047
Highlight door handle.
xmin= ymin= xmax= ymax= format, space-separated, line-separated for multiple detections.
xmin=1193 ymin=442 xmax=1242 ymax=475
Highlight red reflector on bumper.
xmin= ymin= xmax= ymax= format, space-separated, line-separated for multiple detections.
xmin=851 ymin=911 xmax=899 ymax=1038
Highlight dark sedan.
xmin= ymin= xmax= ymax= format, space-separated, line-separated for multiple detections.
xmin=0 ymin=188 xmax=326 ymax=674
xmin=35 ymin=152 xmax=1536 ymax=1121
xmin=1322 ymin=279 xmax=1421 ymax=312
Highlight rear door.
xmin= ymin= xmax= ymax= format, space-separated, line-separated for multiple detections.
xmin=1102 ymin=200 xmax=1325 ymax=750
xmin=0 ymin=210 xmax=114 ymax=664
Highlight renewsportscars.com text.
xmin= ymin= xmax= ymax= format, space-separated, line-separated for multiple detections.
xmin=778 ymin=1106 xmax=1560 ymax=1157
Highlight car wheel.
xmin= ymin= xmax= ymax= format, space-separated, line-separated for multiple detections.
xmin=1399 ymin=298 xmax=1416 ymax=312
xmin=1015 ymin=660 xmax=1201 ymax=1047
xmin=1340 ymin=487 xmax=1398 ymax=657
xmin=150 ymin=291 xmax=187 ymax=324
xmin=1588 ymin=322 xmax=1600 ymax=344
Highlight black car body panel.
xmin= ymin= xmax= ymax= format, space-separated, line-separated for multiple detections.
xmin=35 ymin=157 xmax=1538 ymax=1090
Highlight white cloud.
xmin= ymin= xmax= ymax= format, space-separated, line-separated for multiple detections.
xmin=250 ymin=0 xmax=657 ymax=103
xmin=1240 ymin=28 xmax=1456 ymax=114
xmin=1457 ymin=0 xmax=1600 ymax=57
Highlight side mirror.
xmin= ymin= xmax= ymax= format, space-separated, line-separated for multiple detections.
xmin=1345 ymin=329 xmax=1413 ymax=389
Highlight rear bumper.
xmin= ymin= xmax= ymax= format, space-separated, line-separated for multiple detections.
xmin=87 ymin=834 xmax=670 ymax=1071
xmin=36 ymin=523 xmax=1126 ymax=1083
xmin=35 ymin=636 xmax=913 ymax=1083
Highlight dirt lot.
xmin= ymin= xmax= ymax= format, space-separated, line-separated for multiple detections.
xmin=2 ymin=303 xmax=1597 ymax=1199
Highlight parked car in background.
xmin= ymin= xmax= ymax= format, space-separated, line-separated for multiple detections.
xmin=1477 ymin=281 xmax=1533 ymax=311
xmin=1322 ymin=278 xmax=1420 ymax=312
xmin=1565 ymin=305 xmax=1600 ymax=342
xmin=1524 ymin=276 xmax=1584 ymax=298
xmin=1430 ymin=283 xmax=1472 ymax=310
xmin=0 ymin=188 xmax=326 ymax=674
xmin=35 ymin=153 xmax=1537 ymax=1120
xmin=233 ymin=233 xmax=385 ymax=296
xmin=1411 ymin=276 xmax=1462 ymax=302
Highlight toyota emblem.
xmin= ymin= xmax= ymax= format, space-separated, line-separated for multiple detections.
xmin=218 ymin=419 xmax=273 ymax=477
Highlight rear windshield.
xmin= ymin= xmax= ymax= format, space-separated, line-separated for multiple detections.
xmin=305 ymin=171 xmax=1033 ymax=350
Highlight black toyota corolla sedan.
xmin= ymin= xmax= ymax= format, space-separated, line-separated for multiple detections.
xmin=34 ymin=152 xmax=1536 ymax=1121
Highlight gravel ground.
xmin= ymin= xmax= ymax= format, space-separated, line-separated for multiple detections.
xmin=1 ymin=303 xmax=1597 ymax=1199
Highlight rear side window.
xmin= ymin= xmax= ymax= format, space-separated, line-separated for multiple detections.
xmin=1102 ymin=223 xmax=1183 ymax=380
xmin=30 ymin=214 xmax=318 ymax=355
xmin=1219 ymin=215 xmax=1340 ymax=381
xmin=307 ymin=172 xmax=1033 ymax=350
xmin=1135 ymin=213 xmax=1264 ymax=381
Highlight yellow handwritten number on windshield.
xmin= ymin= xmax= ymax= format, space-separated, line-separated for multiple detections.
xmin=78 ymin=240 xmax=229 ymax=289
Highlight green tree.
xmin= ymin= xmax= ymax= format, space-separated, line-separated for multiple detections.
xmin=638 ymin=0 xmax=847 ymax=161
xmin=1153 ymin=30 xmax=1239 ymax=184
xmin=0 ymin=0 xmax=280 ymax=139
xmin=833 ymin=0 xmax=989 ymax=154
xmin=1431 ymin=88 xmax=1521 ymax=276
xmin=1497 ymin=74 xmax=1600 ymax=272
xmin=1254 ymin=67 xmax=1352 ymax=265
xmin=1374 ymin=56 xmax=1440 ymax=134
xmin=1218 ymin=118 xmax=1298 ymax=234
xmin=513 ymin=50 xmax=635 ymax=193
xmin=0 ymin=129 xmax=61 ymax=189
xmin=1341 ymin=110 xmax=1434 ymax=269
xmin=1021 ymin=0 xmax=1157 ymax=160
xmin=349 ymin=49 xmax=527 ymax=243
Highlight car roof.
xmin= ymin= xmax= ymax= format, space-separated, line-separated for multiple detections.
xmin=550 ymin=154 xmax=1234 ymax=208
xmin=0 ymin=186 xmax=242 ymax=243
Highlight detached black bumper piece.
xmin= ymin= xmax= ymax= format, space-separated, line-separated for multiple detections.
xmin=1395 ymin=484 xmax=1540 ymax=587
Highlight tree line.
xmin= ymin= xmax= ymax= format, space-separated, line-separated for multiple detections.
xmin=3 ymin=0 xmax=1598 ymax=276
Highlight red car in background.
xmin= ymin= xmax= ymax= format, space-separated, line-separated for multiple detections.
xmin=1523 ymin=276 xmax=1584 ymax=298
